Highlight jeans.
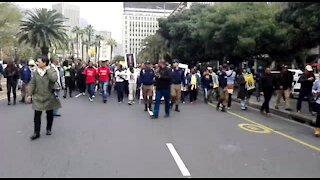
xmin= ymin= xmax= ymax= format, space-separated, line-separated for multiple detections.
xmin=240 ymin=98 xmax=248 ymax=109
xmin=87 ymin=83 xmax=95 ymax=98
xmin=297 ymin=89 xmax=313 ymax=113
xmin=100 ymin=81 xmax=108 ymax=101
xmin=153 ymin=89 xmax=170 ymax=117
xmin=34 ymin=110 xmax=54 ymax=134
xmin=315 ymin=103 xmax=320 ymax=128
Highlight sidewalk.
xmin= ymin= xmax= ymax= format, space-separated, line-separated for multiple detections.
xmin=231 ymin=89 xmax=316 ymax=127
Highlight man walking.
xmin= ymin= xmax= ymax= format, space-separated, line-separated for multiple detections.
xmin=51 ymin=57 xmax=64 ymax=117
xmin=19 ymin=60 xmax=32 ymax=103
xmin=84 ymin=61 xmax=98 ymax=102
xmin=151 ymin=60 xmax=172 ymax=119
xmin=260 ymin=68 xmax=275 ymax=116
xmin=217 ymin=64 xmax=228 ymax=112
xmin=275 ymin=65 xmax=293 ymax=111
xmin=139 ymin=61 xmax=155 ymax=111
xmin=127 ymin=66 xmax=139 ymax=105
xmin=297 ymin=65 xmax=315 ymax=114
xmin=97 ymin=60 xmax=111 ymax=103
xmin=226 ymin=64 xmax=236 ymax=109
xmin=170 ymin=59 xmax=185 ymax=112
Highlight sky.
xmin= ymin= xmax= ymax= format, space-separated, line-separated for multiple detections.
xmin=14 ymin=2 xmax=123 ymax=43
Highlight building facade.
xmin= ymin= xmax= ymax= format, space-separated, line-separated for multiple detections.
xmin=52 ymin=3 xmax=80 ymax=34
xmin=122 ymin=2 xmax=179 ymax=57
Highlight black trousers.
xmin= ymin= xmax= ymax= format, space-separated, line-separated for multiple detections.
xmin=64 ymin=77 xmax=74 ymax=97
xmin=189 ymin=88 xmax=198 ymax=102
xmin=116 ymin=82 xmax=125 ymax=102
xmin=315 ymin=103 xmax=320 ymax=128
xmin=7 ymin=81 xmax=17 ymax=102
xmin=297 ymin=89 xmax=313 ymax=113
xmin=34 ymin=110 xmax=54 ymax=134
xmin=261 ymin=91 xmax=273 ymax=113
xmin=227 ymin=93 xmax=232 ymax=108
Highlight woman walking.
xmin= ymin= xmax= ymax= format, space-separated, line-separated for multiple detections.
xmin=27 ymin=56 xmax=61 ymax=140
xmin=260 ymin=68 xmax=275 ymax=116
xmin=3 ymin=60 xmax=19 ymax=105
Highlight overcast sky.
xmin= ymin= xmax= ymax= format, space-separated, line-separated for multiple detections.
xmin=14 ymin=2 xmax=123 ymax=43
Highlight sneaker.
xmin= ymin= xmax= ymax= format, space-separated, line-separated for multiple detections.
xmin=164 ymin=114 xmax=170 ymax=118
xmin=297 ymin=110 xmax=301 ymax=113
xmin=92 ymin=95 xmax=95 ymax=98
xmin=227 ymin=107 xmax=231 ymax=110
xmin=89 ymin=98 xmax=93 ymax=102
xmin=46 ymin=130 xmax=52 ymax=136
xmin=314 ymin=128 xmax=320 ymax=137
xmin=128 ymin=102 xmax=132 ymax=105
xmin=103 ymin=100 xmax=107 ymax=103
xmin=30 ymin=133 xmax=40 ymax=141
xmin=82 ymin=93 xmax=85 ymax=96
xmin=150 ymin=115 xmax=158 ymax=119
xmin=285 ymin=108 xmax=292 ymax=111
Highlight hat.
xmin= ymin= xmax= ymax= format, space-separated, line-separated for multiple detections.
xmin=145 ymin=61 xmax=151 ymax=64
xmin=28 ymin=60 xmax=35 ymax=66
xmin=173 ymin=59 xmax=179 ymax=63
xmin=207 ymin=67 xmax=213 ymax=70
xmin=305 ymin=65 xmax=313 ymax=71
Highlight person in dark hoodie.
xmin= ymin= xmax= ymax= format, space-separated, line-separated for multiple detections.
xmin=139 ymin=61 xmax=155 ymax=111
xmin=19 ymin=60 xmax=32 ymax=103
xmin=151 ymin=59 xmax=172 ymax=119
xmin=76 ymin=61 xmax=86 ymax=96
xmin=3 ymin=60 xmax=19 ymax=105
xmin=201 ymin=69 xmax=213 ymax=104
xmin=260 ymin=68 xmax=275 ymax=116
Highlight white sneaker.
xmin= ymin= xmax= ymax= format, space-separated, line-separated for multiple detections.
xmin=82 ymin=93 xmax=85 ymax=96
xmin=89 ymin=98 xmax=93 ymax=102
xmin=227 ymin=107 xmax=231 ymax=110
xmin=92 ymin=95 xmax=95 ymax=98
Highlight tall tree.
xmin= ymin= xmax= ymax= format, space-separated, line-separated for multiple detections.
xmin=18 ymin=8 xmax=68 ymax=56
xmin=94 ymin=35 xmax=104 ymax=62
xmin=85 ymin=25 xmax=94 ymax=59
xmin=72 ymin=26 xmax=81 ymax=59
xmin=0 ymin=2 xmax=22 ymax=60
xmin=106 ymin=38 xmax=117 ymax=61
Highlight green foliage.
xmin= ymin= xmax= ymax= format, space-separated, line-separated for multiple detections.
xmin=18 ymin=8 xmax=68 ymax=56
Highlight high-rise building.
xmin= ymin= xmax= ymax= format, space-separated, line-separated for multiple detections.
xmin=170 ymin=2 xmax=215 ymax=16
xmin=52 ymin=3 xmax=80 ymax=35
xmin=122 ymin=2 xmax=179 ymax=56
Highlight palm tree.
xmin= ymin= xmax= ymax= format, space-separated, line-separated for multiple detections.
xmin=106 ymin=38 xmax=117 ymax=61
xmin=18 ymin=8 xmax=68 ymax=57
xmin=72 ymin=26 xmax=81 ymax=59
xmin=85 ymin=25 xmax=94 ymax=59
xmin=94 ymin=35 xmax=104 ymax=62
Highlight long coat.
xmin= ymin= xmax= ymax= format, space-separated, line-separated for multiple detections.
xmin=28 ymin=67 xmax=61 ymax=111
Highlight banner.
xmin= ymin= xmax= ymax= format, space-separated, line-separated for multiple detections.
xmin=243 ymin=73 xmax=255 ymax=90
xmin=125 ymin=54 xmax=136 ymax=68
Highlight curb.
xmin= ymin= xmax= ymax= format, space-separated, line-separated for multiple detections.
xmin=232 ymin=97 xmax=316 ymax=127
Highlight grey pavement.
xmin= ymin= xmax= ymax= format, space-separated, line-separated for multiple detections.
xmin=0 ymin=90 xmax=320 ymax=177
xmin=231 ymin=89 xmax=316 ymax=126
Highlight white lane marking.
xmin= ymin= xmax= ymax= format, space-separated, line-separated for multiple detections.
xmin=75 ymin=93 xmax=82 ymax=98
xmin=166 ymin=143 xmax=191 ymax=177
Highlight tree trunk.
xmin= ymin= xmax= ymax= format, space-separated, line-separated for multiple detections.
xmin=95 ymin=45 xmax=97 ymax=64
xmin=41 ymin=46 xmax=49 ymax=57
xmin=110 ymin=46 xmax=113 ymax=61
xmin=98 ymin=41 xmax=101 ymax=62
xmin=77 ymin=34 xmax=79 ymax=59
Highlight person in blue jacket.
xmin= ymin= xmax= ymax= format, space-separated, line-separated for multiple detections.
xmin=19 ymin=60 xmax=32 ymax=103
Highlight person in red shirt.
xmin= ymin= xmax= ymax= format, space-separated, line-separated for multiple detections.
xmin=83 ymin=61 xmax=97 ymax=102
xmin=98 ymin=60 xmax=111 ymax=103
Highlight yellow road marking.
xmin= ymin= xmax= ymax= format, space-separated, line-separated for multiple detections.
xmin=238 ymin=123 xmax=272 ymax=134
xmin=208 ymin=103 xmax=320 ymax=152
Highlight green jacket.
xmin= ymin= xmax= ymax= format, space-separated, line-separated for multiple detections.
xmin=28 ymin=67 xmax=61 ymax=111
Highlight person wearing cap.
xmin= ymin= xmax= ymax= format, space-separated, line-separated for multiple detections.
xmin=29 ymin=59 xmax=36 ymax=73
xmin=170 ymin=59 xmax=185 ymax=112
xmin=275 ymin=65 xmax=293 ymax=111
xmin=297 ymin=65 xmax=315 ymax=114
xmin=139 ymin=61 xmax=155 ymax=111
xmin=98 ymin=60 xmax=111 ymax=103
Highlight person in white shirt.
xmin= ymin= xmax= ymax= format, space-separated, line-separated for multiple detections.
xmin=127 ymin=66 xmax=138 ymax=105
xmin=226 ymin=64 xmax=236 ymax=109
xmin=50 ymin=57 xmax=65 ymax=117
xmin=115 ymin=64 xmax=127 ymax=103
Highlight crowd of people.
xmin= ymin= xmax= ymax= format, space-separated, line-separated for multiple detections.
xmin=0 ymin=56 xmax=320 ymax=139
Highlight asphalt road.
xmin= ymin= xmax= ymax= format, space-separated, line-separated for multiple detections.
xmin=0 ymin=92 xmax=319 ymax=177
